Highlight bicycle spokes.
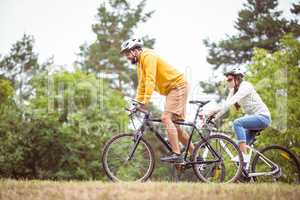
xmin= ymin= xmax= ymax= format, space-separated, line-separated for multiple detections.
xmin=192 ymin=134 xmax=243 ymax=183
xmin=251 ymin=145 xmax=300 ymax=183
xmin=103 ymin=134 xmax=155 ymax=182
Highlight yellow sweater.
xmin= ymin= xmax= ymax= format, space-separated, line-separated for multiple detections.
xmin=135 ymin=49 xmax=186 ymax=104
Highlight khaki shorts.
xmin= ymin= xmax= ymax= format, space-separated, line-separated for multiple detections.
xmin=164 ymin=83 xmax=188 ymax=120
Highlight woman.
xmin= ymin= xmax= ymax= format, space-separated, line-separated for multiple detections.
xmin=209 ymin=67 xmax=271 ymax=163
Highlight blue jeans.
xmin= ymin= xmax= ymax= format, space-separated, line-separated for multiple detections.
xmin=233 ymin=115 xmax=271 ymax=144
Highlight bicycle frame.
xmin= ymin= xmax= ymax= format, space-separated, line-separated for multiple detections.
xmin=208 ymin=132 xmax=281 ymax=178
xmin=127 ymin=102 xmax=223 ymax=166
xmin=245 ymin=144 xmax=280 ymax=177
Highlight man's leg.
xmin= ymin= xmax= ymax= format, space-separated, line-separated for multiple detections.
xmin=161 ymin=112 xmax=180 ymax=154
xmin=175 ymin=124 xmax=194 ymax=154
xmin=160 ymin=83 xmax=188 ymax=162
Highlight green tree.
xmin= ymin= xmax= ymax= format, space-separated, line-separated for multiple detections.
xmin=0 ymin=34 xmax=50 ymax=104
xmin=204 ymin=0 xmax=300 ymax=69
xmin=0 ymin=77 xmax=14 ymax=106
xmin=0 ymin=71 xmax=129 ymax=180
xmin=246 ymin=35 xmax=300 ymax=156
xmin=77 ymin=0 xmax=155 ymax=94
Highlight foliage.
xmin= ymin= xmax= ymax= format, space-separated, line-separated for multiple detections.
xmin=0 ymin=77 xmax=14 ymax=106
xmin=0 ymin=1 xmax=164 ymax=181
xmin=0 ymin=34 xmax=50 ymax=103
xmin=0 ymin=71 xmax=128 ymax=180
xmin=204 ymin=0 xmax=300 ymax=70
xmin=77 ymin=0 xmax=155 ymax=94
xmin=246 ymin=35 xmax=300 ymax=156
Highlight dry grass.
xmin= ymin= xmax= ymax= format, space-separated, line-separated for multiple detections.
xmin=0 ymin=180 xmax=299 ymax=200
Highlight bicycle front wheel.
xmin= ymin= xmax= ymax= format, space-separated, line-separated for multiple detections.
xmin=251 ymin=145 xmax=300 ymax=183
xmin=102 ymin=133 xmax=155 ymax=182
xmin=192 ymin=134 xmax=243 ymax=183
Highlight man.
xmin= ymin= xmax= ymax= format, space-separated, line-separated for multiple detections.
xmin=120 ymin=38 xmax=194 ymax=163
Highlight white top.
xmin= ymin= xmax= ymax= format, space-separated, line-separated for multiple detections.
xmin=215 ymin=81 xmax=271 ymax=119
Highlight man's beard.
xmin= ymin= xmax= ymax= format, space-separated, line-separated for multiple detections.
xmin=131 ymin=56 xmax=138 ymax=64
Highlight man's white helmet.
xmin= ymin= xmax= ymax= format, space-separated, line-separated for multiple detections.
xmin=120 ymin=38 xmax=143 ymax=53
xmin=224 ymin=67 xmax=245 ymax=77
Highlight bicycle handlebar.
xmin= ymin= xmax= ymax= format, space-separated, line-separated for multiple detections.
xmin=125 ymin=98 xmax=216 ymax=127
xmin=125 ymin=98 xmax=149 ymax=116
xmin=206 ymin=115 xmax=216 ymax=126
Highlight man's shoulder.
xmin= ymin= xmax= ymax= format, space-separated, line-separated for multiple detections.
xmin=141 ymin=48 xmax=158 ymax=58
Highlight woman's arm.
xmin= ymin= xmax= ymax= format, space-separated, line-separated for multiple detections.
xmin=214 ymin=82 xmax=253 ymax=119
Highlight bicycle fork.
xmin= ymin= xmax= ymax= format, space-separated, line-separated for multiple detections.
xmin=126 ymin=128 xmax=144 ymax=162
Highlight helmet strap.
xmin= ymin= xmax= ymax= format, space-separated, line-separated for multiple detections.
xmin=131 ymin=56 xmax=138 ymax=64
xmin=131 ymin=48 xmax=143 ymax=64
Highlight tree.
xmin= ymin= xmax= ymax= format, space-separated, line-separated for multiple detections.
xmin=246 ymin=35 xmax=300 ymax=155
xmin=77 ymin=0 xmax=155 ymax=94
xmin=204 ymin=0 xmax=300 ymax=69
xmin=0 ymin=34 xmax=50 ymax=104
xmin=0 ymin=77 xmax=14 ymax=106
xmin=0 ymin=70 xmax=129 ymax=180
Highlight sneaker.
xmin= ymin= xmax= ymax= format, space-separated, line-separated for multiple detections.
xmin=160 ymin=153 xmax=183 ymax=163
xmin=231 ymin=153 xmax=251 ymax=163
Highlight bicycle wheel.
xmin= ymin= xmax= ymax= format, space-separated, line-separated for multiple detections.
xmin=192 ymin=134 xmax=243 ymax=183
xmin=102 ymin=133 xmax=155 ymax=182
xmin=251 ymin=145 xmax=300 ymax=183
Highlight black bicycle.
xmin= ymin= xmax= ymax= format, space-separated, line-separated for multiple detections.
xmin=102 ymin=99 xmax=243 ymax=182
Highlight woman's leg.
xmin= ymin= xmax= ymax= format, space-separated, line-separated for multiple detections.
xmin=233 ymin=115 xmax=270 ymax=153
xmin=245 ymin=129 xmax=255 ymax=145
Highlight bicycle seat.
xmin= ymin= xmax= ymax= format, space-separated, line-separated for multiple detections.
xmin=248 ymin=128 xmax=265 ymax=145
xmin=249 ymin=129 xmax=264 ymax=134
xmin=189 ymin=100 xmax=210 ymax=106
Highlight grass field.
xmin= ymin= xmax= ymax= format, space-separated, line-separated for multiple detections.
xmin=0 ymin=180 xmax=299 ymax=200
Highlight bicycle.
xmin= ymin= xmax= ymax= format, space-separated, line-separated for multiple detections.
xmin=209 ymin=129 xmax=300 ymax=183
xmin=102 ymin=99 xmax=243 ymax=183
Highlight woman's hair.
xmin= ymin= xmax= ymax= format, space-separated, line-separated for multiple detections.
xmin=233 ymin=75 xmax=243 ymax=111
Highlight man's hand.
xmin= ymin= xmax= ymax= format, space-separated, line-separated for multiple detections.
xmin=139 ymin=103 xmax=148 ymax=113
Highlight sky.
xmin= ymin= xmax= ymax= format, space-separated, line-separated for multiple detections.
xmin=0 ymin=0 xmax=298 ymax=120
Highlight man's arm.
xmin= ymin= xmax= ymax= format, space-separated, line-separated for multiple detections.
xmin=135 ymin=75 xmax=146 ymax=103
xmin=142 ymin=54 xmax=157 ymax=104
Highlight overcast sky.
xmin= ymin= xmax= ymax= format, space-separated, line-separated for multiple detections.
xmin=0 ymin=0 xmax=297 ymax=119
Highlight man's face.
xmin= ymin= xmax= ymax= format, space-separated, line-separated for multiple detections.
xmin=123 ymin=49 xmax=138 ymax=64
xmin=226 ymin=75 xmax=235 ymax=88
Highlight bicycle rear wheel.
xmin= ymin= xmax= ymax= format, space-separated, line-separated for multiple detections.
xmin=102 ymin=133 xmax=155 ymax=182
xmin=192 ymin=134 xmax=243 ymax=183
xmin=251 ymin=145 xmax=300 ymax=183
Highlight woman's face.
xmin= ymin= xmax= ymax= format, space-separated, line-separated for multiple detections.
xmin=226 ymin=75 xmax=235 ymax=88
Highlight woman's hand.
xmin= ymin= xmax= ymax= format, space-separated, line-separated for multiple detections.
xmin=207 ymin=110 xmax=218 ymax=118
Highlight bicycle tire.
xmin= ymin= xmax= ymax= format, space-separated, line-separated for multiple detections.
xmin=251 ymin=144 xmax=300 ymax=183
xmin=192 ymin=134 xmax=243 ymax=183
xmin=102 ymin=133 xmax=155 ymax=182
